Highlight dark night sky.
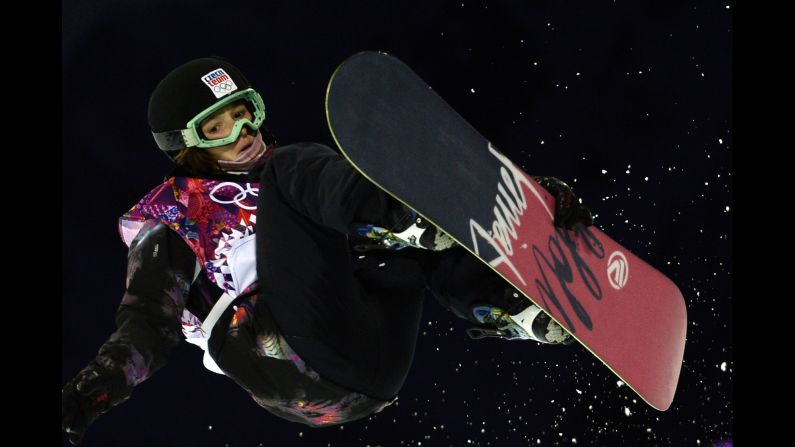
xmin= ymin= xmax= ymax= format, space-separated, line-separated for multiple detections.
xmin=62 ymin=1 xmax=733 ymax=446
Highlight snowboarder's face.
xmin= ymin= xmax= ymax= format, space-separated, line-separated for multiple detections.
xmin=200 ymin=101 xmax=256 ymax=161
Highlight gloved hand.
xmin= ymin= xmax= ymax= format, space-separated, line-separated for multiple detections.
xmin=62 ymin=360 xmax=132 ymax=445
xmin=531 ymin=176 xmax=594 ymax=230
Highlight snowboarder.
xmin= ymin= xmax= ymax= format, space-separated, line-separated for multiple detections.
xmin=61 ymin=56 xmax=594 ymax=444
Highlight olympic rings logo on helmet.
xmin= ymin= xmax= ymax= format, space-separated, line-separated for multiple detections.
xmin=213 ymin=82 xmax=234 ymax=93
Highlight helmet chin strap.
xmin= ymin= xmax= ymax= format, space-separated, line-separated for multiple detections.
xmin=216 ymin=132 xmax=266 ymax=173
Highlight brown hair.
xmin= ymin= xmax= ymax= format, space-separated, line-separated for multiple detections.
xmin=173 ymin=147 xmax=220 ymax=175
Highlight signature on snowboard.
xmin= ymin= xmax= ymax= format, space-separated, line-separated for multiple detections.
xmin=468 ymin=144 xmax=605 ymax=333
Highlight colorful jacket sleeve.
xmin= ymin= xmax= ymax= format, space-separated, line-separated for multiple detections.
xmin=94 ymin=219 xmax=197 ymax=387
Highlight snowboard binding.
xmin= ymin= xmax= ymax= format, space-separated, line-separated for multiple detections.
xmin=468 ymin=290 xmax=574 ymax=345
xmin=351 ymin=206 xmax=457 ymax=252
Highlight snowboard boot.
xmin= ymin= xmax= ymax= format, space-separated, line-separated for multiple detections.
xmin=352 ymin=204 xmax=457 ymax=252
xmin=467 ymin=289 xmax=574 ymax=345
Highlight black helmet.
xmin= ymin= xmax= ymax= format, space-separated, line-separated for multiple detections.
xmin=148 ymin=57 xmax=266 ymax=160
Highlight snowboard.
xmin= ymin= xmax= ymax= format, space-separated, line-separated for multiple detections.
xmin=325 ymin=51 xmax=687 ymax=411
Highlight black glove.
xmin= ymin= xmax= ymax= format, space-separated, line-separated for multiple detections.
xmin=532 ymin=176 xmax=594 ymax=230
xmin=62 ymin=360 xmax=132 ymax=445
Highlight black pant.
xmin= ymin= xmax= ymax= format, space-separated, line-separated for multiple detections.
xmin=239 ymin=143 xmax=517 ymax=400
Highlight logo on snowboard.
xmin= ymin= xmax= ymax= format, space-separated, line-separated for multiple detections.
xmin=607 ymin=251 xmax=629 ymax=290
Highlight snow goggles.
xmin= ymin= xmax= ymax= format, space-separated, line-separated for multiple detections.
xmin=153 ymin=88 xmax=266 ymax=152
